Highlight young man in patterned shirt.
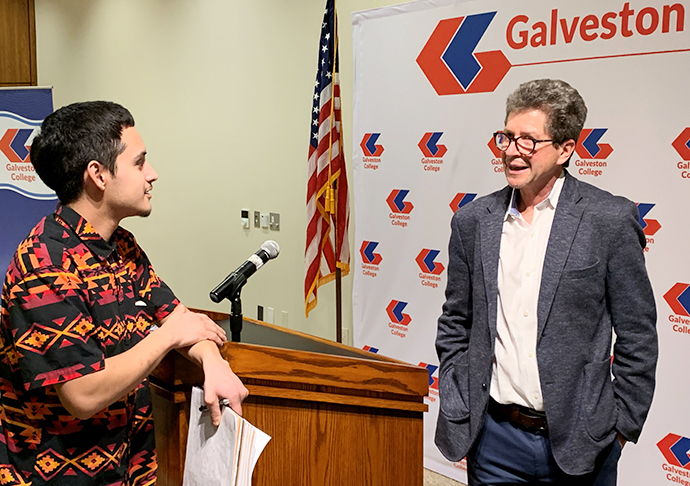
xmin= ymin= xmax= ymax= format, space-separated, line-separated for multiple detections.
xmin=0 ymin=101 xmax=249 ymax=485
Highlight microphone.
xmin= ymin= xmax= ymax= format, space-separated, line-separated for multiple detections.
xmin=209 ymin=240 xmax=280 ymax=303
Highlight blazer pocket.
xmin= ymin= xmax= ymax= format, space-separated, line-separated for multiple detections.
xmin=582 ymin=359 xmax=617 ymax=441
xmin=563 ymin=260 xmax=601 ymax=280
xmin=439 ymin=353 xmax=470 ymax=422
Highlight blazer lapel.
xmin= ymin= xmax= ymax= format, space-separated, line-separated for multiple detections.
xmin=481 ymin=187 xmax=511 ymax=338
xmin=537 ymin=172 xmax=584 ymax=341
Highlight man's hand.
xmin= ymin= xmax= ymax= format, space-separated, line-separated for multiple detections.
xmin=179 ymin=335 xmax=249 ymax=425
xmin=202 ymin=354 xmax=249 ymax=425
xmin=616 ymin=432 xmax=627 ymax=449
xmin=162 ymin=307 xmax=248 ymax=424
xmin=158 ymin=305 xmax=226 ymax=349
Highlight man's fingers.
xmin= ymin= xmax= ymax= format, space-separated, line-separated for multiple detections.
xmin=200 ymin=317 xmax=226 ymax=343
xmin=206 ymin=398 xmax=222 ymax=426
xmin=213 ymin=324 xmax=227 ymax=342
xmin=228 ymin=398 xmax=242 ymax=416
xmin=205 ymin=330 xmax=224 ymax=346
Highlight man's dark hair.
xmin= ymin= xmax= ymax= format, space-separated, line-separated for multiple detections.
xmin=505 ymin=79 xmax=587 ymax=167
xmin=30 ymin=101 xmax=135 ymax=204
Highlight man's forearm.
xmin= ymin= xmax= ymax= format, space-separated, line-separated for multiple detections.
xmin=55 ymin=306 xmax=227 ymax=419
xmin=54 ymin=328 xmax=177 ymax=419
xmin=178 ymin=338 xmax=224 ymax=367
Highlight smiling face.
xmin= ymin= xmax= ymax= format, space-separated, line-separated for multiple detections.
xmin=502 ymin=109 xmax=574 ymax=202
xmin=103 ymin=127 xmax=158 ymax=221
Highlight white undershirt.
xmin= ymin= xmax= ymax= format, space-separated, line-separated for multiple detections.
xmin=490 ymin=173 xmax=565 ymax=411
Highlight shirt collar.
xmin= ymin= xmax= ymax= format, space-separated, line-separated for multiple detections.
xmin=55 ymin=204 xmax=117 ymax=259
xmin=504 ymin=170 xmax=566 ymax=221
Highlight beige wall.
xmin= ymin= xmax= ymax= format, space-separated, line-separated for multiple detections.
xmin=34 ymin=0 xmax=398 ymax=342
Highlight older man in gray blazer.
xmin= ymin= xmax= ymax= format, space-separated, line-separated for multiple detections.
xmin=435 ymin=79 xmax=657 ymax=485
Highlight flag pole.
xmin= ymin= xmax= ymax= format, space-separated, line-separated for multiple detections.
xmin=333 ymin=0 xmax=343 ymax=343
xmin=336 ymin=256 xmax=343 ymax=343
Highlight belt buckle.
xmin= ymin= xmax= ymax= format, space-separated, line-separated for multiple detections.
xmin=516 ymin=407 xmax=547 ymax=432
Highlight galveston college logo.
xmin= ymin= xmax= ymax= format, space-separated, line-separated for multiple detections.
xmin=360 ymin=133 xmax=384 ymax=170
xmin=360 ymin=240 xmax=382 ymax=278
xmin=450 ymin=192 xmax=477 ymax=212
xmin=386 ymin=300 xmax=411 ymax=338
xmin=418 ymin=5 xmax=686 ymax=97
xmin=663 ymin=283 xmax=690 ymax=336
xmin=574 ymin=128 xmax=613 ymax=178
xmin=0 ymin=114 xmax=54 ymax=200
xmin=673 ymin=128 xmax=690 ymax=179
xmin=419 ymin=362 xmax=439 ymax=403
xmin=419 ymin=132 xmax=446 ymax=172
xmin=636 ymin=203 xmax=661 ymax=252
xmin=386 ymin=189 xmax=413 ymax=228
xmin=488 ymin=135 xmax=504 ymax=173
xmin=657 ymin=433 xmax=690 ymax=484
xmin=416 ymin=249 xmax=445 ymax=289
xmin=362 ymin=345 xmax=379 ymax=354
xmin=417 ymin=12 xmax=511 ymax=95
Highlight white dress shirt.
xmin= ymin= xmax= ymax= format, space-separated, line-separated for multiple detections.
xmin=490 ymin=173 xmax=565 ymax=411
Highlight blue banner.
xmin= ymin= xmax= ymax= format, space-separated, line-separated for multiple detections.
xmin=0 ymin=88 xmax=56 ymax=274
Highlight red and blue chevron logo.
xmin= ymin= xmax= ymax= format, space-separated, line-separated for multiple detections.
xmin=387 ymin=189 xmax=414 ymax=214
xmin=488 ymin=135 xmax=502 ymax=158
xmin=360 ymin=133 xmax=384 ymax=157
xmin=672 ymin=128 xmax=690 ymax=160
xmin=450 ymin=192 xmax=477 ymax=212
xmin=419 ymin=362 xmax=439 ymax=389
xmin=658 ymin=433 xmax=690 ymax=469
xmin=663 ymin=283 xmax=690 ymax=317
xmin=363 ymin=345 xmax=379 ymax=354
xmin=0 ymin=128 xmax=34 ymax=163
xmin=386 ymin=300 xmax=412 ymax=326
xmin=575 ymin=128 xmax=613 ymax=159
xmin=359 ymin=241 xmax=383 ymax=265
xmin=636 ymin=203 xmax=661 ymax=236
xmin=419 ymin=132 xmax=447 ymax=157
xmin=416 ymin=249 xmax=445 ymax=275
xmin=417 ymin=12 xmax=511 ymax=95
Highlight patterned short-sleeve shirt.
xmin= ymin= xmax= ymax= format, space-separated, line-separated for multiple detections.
xmin=0 ymin=205 xmax=179 ymax=486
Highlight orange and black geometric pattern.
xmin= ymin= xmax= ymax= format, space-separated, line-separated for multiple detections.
xmin=0 ymin=205 xmax=178 ymax=485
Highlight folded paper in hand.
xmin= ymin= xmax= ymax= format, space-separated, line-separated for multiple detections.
xmin=183 ymin=386 xmax=271 ymax=486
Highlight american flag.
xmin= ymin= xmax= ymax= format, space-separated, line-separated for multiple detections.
xmin=305 ymin=0 xmax=350 ymax=317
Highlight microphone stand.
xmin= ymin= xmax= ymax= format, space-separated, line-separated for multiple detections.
xmin=230 ymin=290 xmax=243 ymax=343
xmin=219 ymin=276 xmax=246 ymax=343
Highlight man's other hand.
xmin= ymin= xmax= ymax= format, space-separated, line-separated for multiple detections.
xmin=158 ymin=305 xmax=226 ymax=349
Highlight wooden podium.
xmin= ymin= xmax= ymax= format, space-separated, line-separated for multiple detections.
xmin=150 ymin=312 xmax=429 ymax=486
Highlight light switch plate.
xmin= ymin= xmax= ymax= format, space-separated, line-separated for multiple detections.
xmin=269 ymin=213 xmax=280 ymax=230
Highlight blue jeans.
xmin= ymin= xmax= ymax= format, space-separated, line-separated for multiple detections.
xmin=467 ymin=410 xmax=621 ymax=485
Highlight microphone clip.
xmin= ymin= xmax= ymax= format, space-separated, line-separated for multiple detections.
xmin=211 ymin=273 xmax=247 ymax=303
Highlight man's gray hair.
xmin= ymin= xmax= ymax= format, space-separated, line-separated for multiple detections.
xmin=505 ymin=79 xmax=587 ymax=145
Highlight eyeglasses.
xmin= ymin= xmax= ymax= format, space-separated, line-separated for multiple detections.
xmin=493 ymin=132 xmax=554 ymax=156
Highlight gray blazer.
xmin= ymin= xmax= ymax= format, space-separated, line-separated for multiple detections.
xmin=435 ymin=171 xmax=657 ymax=475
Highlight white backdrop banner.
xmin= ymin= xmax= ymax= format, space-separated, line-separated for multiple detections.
xmin=351 ymin=0 xmax=690 ymax=483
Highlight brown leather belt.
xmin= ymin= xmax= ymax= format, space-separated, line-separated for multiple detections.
xmin=489 ymin=398 xmax=548 ymax=432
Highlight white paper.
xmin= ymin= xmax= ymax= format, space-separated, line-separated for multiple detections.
xmin=182 ymin=386 xmax=270 ymax=486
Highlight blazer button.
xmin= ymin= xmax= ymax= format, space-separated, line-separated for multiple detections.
xmin=481 ymin=383 xmax=487 ymax=391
